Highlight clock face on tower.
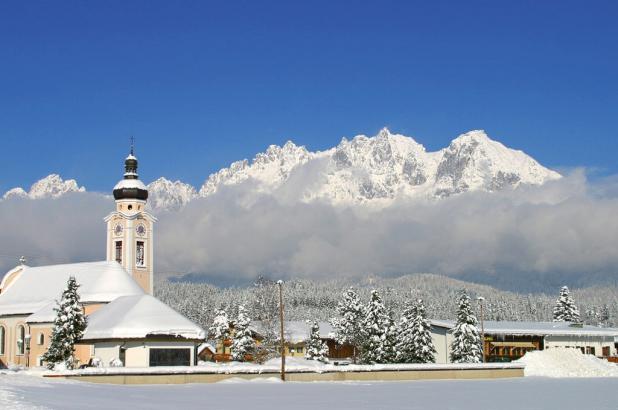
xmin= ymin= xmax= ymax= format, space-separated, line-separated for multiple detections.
xmin=136 ymin=224 xmax=146 ymax=237
xmin=114 ymin=224 xmax=123 ymax=236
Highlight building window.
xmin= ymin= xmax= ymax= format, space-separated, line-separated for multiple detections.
xmin=115 ymin=241 xmax=122 ymax=263
xmin=16 ymin=325 xmax=25 ymax=355
xmin=37 ymin=333 xmax=44 ymax=346
xmin=136 ymin=241 xmax=145 ymax=267
xmin=149 ymin=348 xmax=191 ymax=366
xmin=0 ymin=326 xmax=5 ymax=355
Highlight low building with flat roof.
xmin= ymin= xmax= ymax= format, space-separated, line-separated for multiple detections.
xmin=430 ymin=320 xmax=618 ymax=363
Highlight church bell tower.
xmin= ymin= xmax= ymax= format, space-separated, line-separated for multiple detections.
xmin=105 ymin=145 xmax=156 ymax=294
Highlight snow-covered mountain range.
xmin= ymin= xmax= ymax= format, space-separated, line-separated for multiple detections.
xmin=1 ymin=129 xmax=561 ymax=210
xmin=2 ymin=174 xmax=85 ymax=200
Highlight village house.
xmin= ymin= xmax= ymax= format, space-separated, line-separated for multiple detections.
xmin=0 ymin=150 xmax=205 ymax=369
xmin=430 ymin=320 xmax=618 ymax=363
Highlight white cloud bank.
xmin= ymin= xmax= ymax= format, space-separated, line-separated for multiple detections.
xmin=2 ymin=170 xmax=617 ymax=291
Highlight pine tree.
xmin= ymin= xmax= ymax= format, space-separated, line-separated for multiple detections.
xmin=42 ymin=276 xmax=87 ymax=369
xmin=231 ymin=305 xmax=255 ymax=362
xmin=552 ymin=286 xmax=581 ymax=322
xmin=332 ymin=287 xmax=365 ymax=362
xmin=360 ymin=290 xmax=393 ymax=364
xmin=397 ymin=299 xmax=436 ymax=363
xmin=411 ymin=299 xmax=436 ymax=363
xmin=449 ymin=291 xmax=482 ymax=363
xmin=305 ymin=321 xmax=329 ymax=363
xmin=395 ymin=300 xmax=417 ymax=362
xmin=599 ymin=305 xmax=611 ymax=327
xmin=209 ymin=308 xmax=230 ymax=354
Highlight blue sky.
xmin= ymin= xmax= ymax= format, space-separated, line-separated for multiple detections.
xmin=1 ymin=0 xmax=617 ymax=193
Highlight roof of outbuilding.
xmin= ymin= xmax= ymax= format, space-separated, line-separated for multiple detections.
xmin=82 ymin=294 xmax=206 ymax=341
xmin=430 ymin=319 xmax=618 ymax=337
xmin=0 ymin=261 xmax=144 ymax=316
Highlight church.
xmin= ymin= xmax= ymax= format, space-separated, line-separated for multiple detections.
xmin=0 ymin=150 xmax=206 ymax=368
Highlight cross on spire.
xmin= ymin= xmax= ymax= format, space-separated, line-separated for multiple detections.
xmin=130 ymin=136 xmax=135 ymax=156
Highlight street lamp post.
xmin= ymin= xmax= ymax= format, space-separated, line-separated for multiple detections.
xmin=277 ymin=280 xmax=285 ymax=381
xmin=477 ymin=296 xmax=485 ymax=363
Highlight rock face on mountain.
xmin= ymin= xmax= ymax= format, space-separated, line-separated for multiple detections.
xmin=1 ymin=129 xmax=561 ymax=209
xmin=147 ymin=177 xmax=198 ymax=211
xmin=197 ymin=128 xmax=560 ymax=205
xmin=2 ymin=174 xmax=85 ymax=200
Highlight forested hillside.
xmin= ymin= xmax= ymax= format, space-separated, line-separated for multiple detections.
xmin=155 ymin=274 xmax=617 ymax=331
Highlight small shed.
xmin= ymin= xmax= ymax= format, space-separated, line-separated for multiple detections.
xmin=79 ymin=294 xmax=206 ymax=367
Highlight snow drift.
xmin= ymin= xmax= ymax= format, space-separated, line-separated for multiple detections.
xmin=516 ymin=348 xmax=618 ymax=377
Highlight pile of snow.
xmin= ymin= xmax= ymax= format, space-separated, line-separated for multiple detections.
xmin=516 ymin=348 xmax=618 ymax=377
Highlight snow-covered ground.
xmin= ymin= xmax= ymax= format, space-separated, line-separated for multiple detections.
xmin=2 ymin=350 xmax=617 ymax=409
xmin=1 ymin=371 xmax=617 ymax=410
xmin=46 ymin=356 xmax=522 ymax=376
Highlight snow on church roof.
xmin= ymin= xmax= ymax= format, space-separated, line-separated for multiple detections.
xmin=113 ymin=178 xmax=147 ymax=190
xmin=82 ymin=294 xmax=206 ymax=340
xmin=0 ymin=261 xmax=144 ymax=316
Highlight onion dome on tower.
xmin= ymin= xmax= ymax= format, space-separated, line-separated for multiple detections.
xmin=113 ymin=145 xmax=149 ymax=201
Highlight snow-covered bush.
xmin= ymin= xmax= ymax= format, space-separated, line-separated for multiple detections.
xmin=109 ymin=358 xmax=123 ymax=367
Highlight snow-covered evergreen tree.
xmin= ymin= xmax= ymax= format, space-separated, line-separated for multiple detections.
xmin=394 ymin=300 xmax=417 ymax=363
xmin=305 ymin=321 xmax=329 ymax=363
xmin=411 ymin=299 xmax=436 ymax=363
xmin=449 ymin=291 xmax=482 ymax=363
xmin=360 ymin=290 xmax=394 ymax=364
xmin=209 ymin=308 xmax=230 ymax=351
xmin=552 ymin=286 xmax=581 ymax=322
xmin=396 ymin=299 xmax=436 ymax=363
xmin=42 ymin=276 xmax=87 ymax=369
xmin=599 ymin=305 xmax=611 ymax=327
xmin=332 ymin=287 xmax=365 ymax=362
xmin=231 ymin=305 xmax=255 ymax=361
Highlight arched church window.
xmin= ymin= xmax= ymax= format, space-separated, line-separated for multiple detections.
xmin=17 ymin=325 xmax=25 ymax=355
xmin=38 ymin=333 xmax=44 ymax=346
xmin=0 ymin=326 xmax=5 ymax=355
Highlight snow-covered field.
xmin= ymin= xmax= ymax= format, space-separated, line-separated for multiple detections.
xmin=2 ymin=350 xmax=617 ymax=409
xmin=1 ymin=372 xmax=617 ymax=410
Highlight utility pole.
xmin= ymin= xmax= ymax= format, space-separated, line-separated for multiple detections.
xmin=277 ymin=280 xmax=285 ymax=381
xmin=477 ymin=296 xmax=485 ymax=363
